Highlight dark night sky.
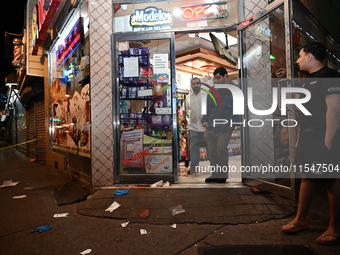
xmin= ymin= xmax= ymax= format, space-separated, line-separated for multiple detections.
xmin=1 ymin=1 xmax=27 ymax=88
xmin=0 ymin=1 xmax=27 ymax=109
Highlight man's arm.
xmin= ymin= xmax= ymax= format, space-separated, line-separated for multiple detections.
xmin=325 ymin=94 xmax=340 ymax=149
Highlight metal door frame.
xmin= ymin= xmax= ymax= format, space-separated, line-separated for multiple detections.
xmin=112 ymin=31 xmax=178 ymax=184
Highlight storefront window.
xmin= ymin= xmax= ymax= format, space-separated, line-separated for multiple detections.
xmin=117 ymin=38 xmax=174 ymax=175
xmin=49 ymin=1 xmax=90 ymax=157
xmin=113 ymin=0 xmax=240 ymax=33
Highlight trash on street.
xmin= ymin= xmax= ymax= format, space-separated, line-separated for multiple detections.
xmin=114 ymin=190 xmax=130 ymax=196
xmin=53 ymin=213 xmax=69 ymax=218
xmin=121 ymin=221 xmax=130 ymax=227
xmin=138 ymin=208 xmax=150 ymax=218
xmin=151 ymin=180 xmax=171 ymax=187
xmin=32 ymin=225 xmax=51 ymax=233
xmin=169 ymin=205 xmax=186 ymax=216
xmin=80 ymin=248 xmax=92 ymax=254
xmin=105 ymin=201 xmax=121 ymax=212
xmin=13 ymin=195 xmax=27 ymax=199
xmin=151 ymin=180 xmax=163 ymax=187
xmin=140 ymin=229 xmax=148 ymax=235
xmin=0 ymin=180 xmax=20 ymax=188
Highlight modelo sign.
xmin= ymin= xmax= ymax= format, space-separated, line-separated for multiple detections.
xmin=130 ymin=6 xmax=173 ymax=31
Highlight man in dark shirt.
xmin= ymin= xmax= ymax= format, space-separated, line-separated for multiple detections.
xmin=201 ymin=66 xmax=239 ymax=183
xmin=282 ymin=42 xmax=340 ymax=246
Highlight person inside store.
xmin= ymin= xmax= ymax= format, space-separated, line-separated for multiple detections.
xmin=201 ymin=66 xmax=239 ymax=183
xmin=281 ymin=42 xmax=340 ymax=246
xmin=182 ymin=77 xmax=206 ymax=175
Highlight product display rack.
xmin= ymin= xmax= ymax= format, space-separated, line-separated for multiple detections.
xmin=118 ymin=46 xmax=174 ymax=175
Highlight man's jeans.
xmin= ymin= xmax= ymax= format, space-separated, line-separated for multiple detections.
xmin=206 ymin=127 xmax=234 ymax=178
xmin=189 ymin=130 xmax=205 ymax=172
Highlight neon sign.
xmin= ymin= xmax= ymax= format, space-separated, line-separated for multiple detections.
xmin=181 ymin=2 xmax=228 ymax=21
xmin=130 ymin=6 xmax=173 ymax=31
xmin=56 ymin=18 xmax=84 ymax=70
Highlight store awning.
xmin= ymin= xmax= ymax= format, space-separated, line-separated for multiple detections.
xmin=19 ymin=75 xmax=44 ymax=108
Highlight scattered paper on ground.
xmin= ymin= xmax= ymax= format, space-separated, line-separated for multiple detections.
xmin=13 ymin=195 xmax=27 ymax=199
xmin=80 ymin=248 xmax=92 ymax=254
xmin=151 ymin=180 xmax=163 ymax=187
xmin=121 ymin=221 xmax=129 ymax=227
xmin=171 ymin=224 xmax=177 ymax=229
xmin=105 ymin=201 xmax=121 ymax=212
xmin=169 ymin=205 xmax=186 ymax=216
xmin=53 ymin=213 xmax=69 ymax=218
xmin=140 ymin=229 xmax=148 ymax=235
xmin=0 ymin=180 xmax=20 ymax=188
xmin=151 ymin=180 xmax=170 ymax=187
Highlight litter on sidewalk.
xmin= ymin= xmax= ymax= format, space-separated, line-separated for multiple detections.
xmin=114 ymin=190 xmax=130 ymax=196
xmin=0 ymin=180 xmax=20 ymax=188
xmin=13 ymin=195 xmax=27 ymax=199
xmin=53 ymin=213 xmax=69 ymax=218
xmin=138 ymin=208 xmax=150 ymax=218
xmin=140 ymin=229 xmax=150 ymax=235
xmin=151 ymin=180 xmax=171 ymax=187
xmin=121 ymin=221 xmax=130 ymax=228
xmin=32 ymin=225 xmax=51 ymax=233
xmin=169 ymin=205 xmax=186 ymax=216
xmin=80 ymin=248 xmax=92 ymax=254
xmin=105 ymin=201 xmax=121 ymax=212
xmin=171 ymin=224 xmax=177 ymax=229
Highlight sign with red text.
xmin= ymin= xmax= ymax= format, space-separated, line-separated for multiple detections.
xmin=181 ymin=2 xmax=228 ymax=21
xmin=56 ymin=18 xmax=84 ymax=70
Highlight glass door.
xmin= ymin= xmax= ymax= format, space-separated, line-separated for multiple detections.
xmin=112 ymin=32 xmax=178 ymax=184
xmin=238 ymin=1 xmax=297 ymax=199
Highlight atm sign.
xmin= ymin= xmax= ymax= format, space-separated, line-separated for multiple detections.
xmin=181 ymin=2 xmax=228 ymax=21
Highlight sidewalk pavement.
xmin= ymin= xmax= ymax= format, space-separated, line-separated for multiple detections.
xmin=1 ymin=141 xmax=339 ymax=255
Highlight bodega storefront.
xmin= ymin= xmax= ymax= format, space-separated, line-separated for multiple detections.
xmin=88 ymin=0 xmax=340 ymax=195
xmin=102 ymin=0 xmax=242 ymax=185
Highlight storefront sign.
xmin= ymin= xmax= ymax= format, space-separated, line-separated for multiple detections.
xmin=56 ymin=18 xmax=84 ymax=70
xmin=130 ymin=6 xmax=173 ymax=31
xmin=181 ymin=2 xmax=228 ymax=21
xmin=37 ymin=0 xmax=60 ymax=45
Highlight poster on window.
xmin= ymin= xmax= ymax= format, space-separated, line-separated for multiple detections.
xmin=145 ymin=155 xmax=172 ymax=173
xmin=50 ymin=79 xmax=90 ymax=157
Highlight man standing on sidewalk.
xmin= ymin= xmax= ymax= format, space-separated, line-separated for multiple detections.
xmin=281 ymin=42 xmax=340 ymax=246
xmin=201 ymin=66 xmax=239 ymax=183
